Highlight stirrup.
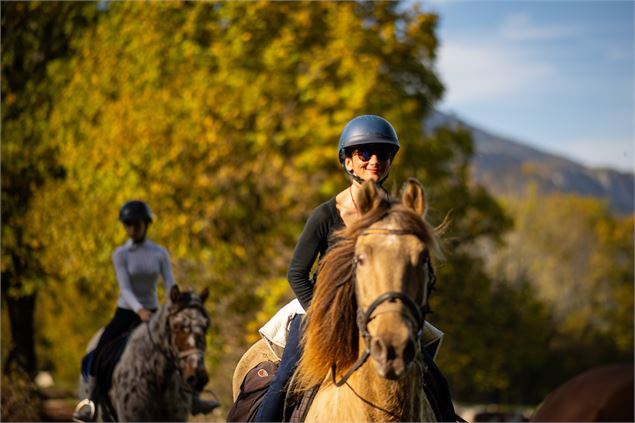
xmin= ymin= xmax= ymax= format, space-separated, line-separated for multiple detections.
xmin=72 ymin=398 xmax=96 ymax=423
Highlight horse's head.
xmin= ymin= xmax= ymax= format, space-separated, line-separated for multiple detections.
xmin=167 ymin=285 xmax=210 ymax=391
xmin=353 ymin=179 xmax=437 ymax=379
xmin=297 ymin=178 xmax=441 ymax=388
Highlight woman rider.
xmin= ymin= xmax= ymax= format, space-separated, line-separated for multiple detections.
xmin=256 ymin=115 xmax=403 ymax=422
xmin=256 ymin=115 xmax=457 ymax=422
xmin=73 ymin=201 xmax=218 ymax=422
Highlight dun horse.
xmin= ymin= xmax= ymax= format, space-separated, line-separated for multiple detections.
xmin=234 ymin=179 xmax=446 ymax=421
xmin=81 ymin=285 xmax=211 ymax=422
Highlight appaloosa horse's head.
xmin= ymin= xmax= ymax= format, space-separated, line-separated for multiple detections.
xmin=167 ymin=285 xmax=210 ymax=392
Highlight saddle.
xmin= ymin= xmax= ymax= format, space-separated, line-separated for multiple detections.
xmin=285 ymin=383 xmax=319 ymax=422
xmin=227 ymin=359 xmax=318 ymax=423
xmin=228 ymin=360 xmax=279 ymax=422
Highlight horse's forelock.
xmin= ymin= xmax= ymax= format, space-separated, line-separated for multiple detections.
xmin=386 ymin=203 xmax=441 ymax=258
xmin=168 ymin=288 xmax=209 ymax=319
xmin=181 ymin=291 xmax=192 ymax=304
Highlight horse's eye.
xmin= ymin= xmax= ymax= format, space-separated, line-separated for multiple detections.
xmin=355 ymin=253 xmax=366 ymax=267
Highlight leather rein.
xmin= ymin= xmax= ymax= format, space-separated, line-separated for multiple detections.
xmin=331 ymin=227 xmax=434 ymax=387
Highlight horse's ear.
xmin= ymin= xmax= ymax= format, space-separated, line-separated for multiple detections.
xmin=199 ymin=287 xmax=209 ymax=303
xmin=356 ymin=181 xmax=384 ymax=215
xmin=401 ymin=178 xmax=427 ymax=217
xmin=170 ymin=285 xmax=181 ymax=303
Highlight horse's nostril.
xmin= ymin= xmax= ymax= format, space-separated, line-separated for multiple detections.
xmin=187 ymin=375 xmax=197 ymax=386
xmin=386 ymin=345 xmax=396 ymax=361
xmin=370 ymin=338 xmax=386 ymax=361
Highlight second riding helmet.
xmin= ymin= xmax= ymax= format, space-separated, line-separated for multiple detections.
xmin=119 ymin=200 xmax=153 ymax=223
xmin=338 ymin=115 xmax=400 ymax=184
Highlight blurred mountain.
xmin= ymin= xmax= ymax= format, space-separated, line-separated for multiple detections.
xmin=425 ymin=110 xmax=634 ymax=215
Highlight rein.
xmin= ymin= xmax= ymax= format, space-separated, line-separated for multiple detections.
xmin=331 ymin=227 xmax=431 ymax=387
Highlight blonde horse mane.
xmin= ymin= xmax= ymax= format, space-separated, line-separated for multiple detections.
xmin=295 ymin=181 xmax=442 ymax=390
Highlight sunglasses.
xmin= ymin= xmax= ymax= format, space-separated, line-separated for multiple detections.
xmin=353 ymin=145 xmax=394 ymax=162
xmin=123 ymin=220 xmax=144 ymax=228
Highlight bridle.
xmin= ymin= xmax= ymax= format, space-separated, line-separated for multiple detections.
xmin=331 ymin=227 xmax=434 ymax=387
xmin=146 ymin=299 xmax=209 ymax=393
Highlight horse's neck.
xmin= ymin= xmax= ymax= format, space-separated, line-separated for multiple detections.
xmin=131 ymin=306 xmax=170 ymax=358
xmin=148 ymin=305 xmax=170 ymax=339
xmin=114 ymin=305 xmax=191 ymax=422
xmin=127 ymin=306 xmax=184 ymax=392
xmin=307 ymin=363 xmax=432 ymax=422
xmin=350 ymin=362 xmax=427 ymax=421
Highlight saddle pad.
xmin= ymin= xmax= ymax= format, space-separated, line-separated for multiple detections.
xmin=81 ymin=350 xmax=96 ymax=380
xmin=227 ymin=360 xmax=279 ymax=422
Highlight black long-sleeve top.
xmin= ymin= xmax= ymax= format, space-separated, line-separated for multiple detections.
xmin=287 ymin=197 xmax=344 ymax=310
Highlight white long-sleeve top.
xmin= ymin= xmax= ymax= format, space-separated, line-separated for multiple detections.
xmin=112 ymin=239 xmax=176 ymax=313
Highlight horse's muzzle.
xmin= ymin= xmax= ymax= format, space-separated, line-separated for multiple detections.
xmin=187 ymin=368 xmax=209 ymax=391
xmin=369 ymin=332 xmax=416 ymax=380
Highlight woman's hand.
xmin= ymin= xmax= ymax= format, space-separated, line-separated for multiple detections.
xmin=137 ymin=308 xmax=153 ymax=321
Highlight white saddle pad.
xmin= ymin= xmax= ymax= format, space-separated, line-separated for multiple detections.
xmin=259 ymin=299 xmax=305 ymax=360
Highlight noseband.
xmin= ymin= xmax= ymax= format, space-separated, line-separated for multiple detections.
xmin=331 ymin=227 xmax=433 ymax=387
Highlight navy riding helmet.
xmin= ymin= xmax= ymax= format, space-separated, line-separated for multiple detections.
xmin=338 ymin=115 xmax=400 ymax=185
xmin=119 ymin=200 xmax=153 ymax=223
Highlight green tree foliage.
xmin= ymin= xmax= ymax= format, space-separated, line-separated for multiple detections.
xmin=1 ymin=1 xmax=98 ymax=376
xmin=489 ymin=186 xmax=634 ymax=396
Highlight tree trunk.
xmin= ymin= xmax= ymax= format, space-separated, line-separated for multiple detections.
xmin=3 ymin=284 xmax=37 ymax=379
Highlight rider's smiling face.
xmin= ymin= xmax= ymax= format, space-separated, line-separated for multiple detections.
xmin=123 ymin=219 xmax=147 ymax=242
xmin=345 ymin=144 xmax=391 ymax=183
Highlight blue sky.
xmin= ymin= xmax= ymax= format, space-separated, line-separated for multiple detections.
xmin=419 ymin=0 xmax=634 ymax=172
